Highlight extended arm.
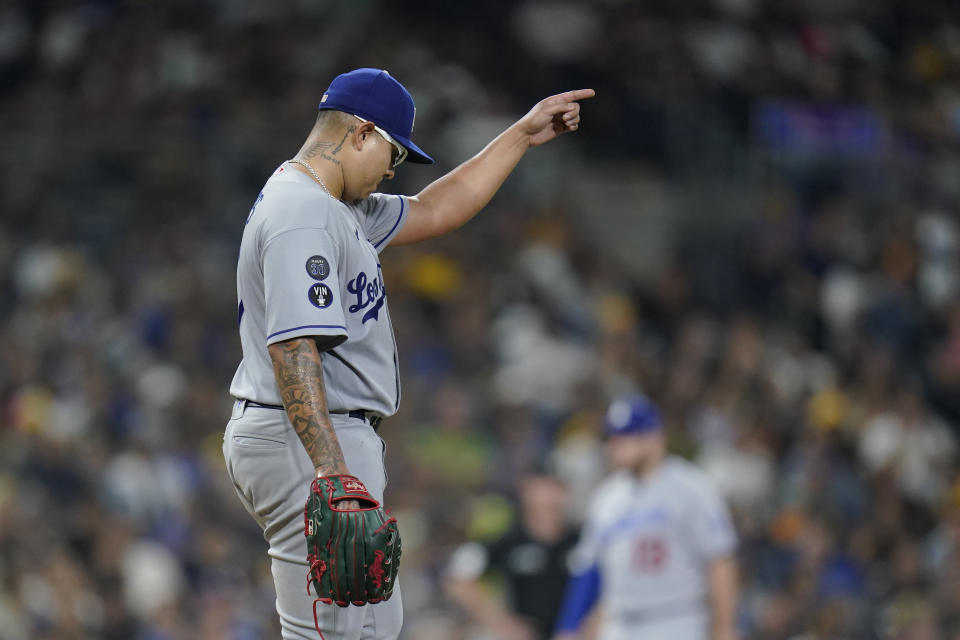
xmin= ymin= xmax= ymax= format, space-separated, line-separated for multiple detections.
xmin=553 ymin=564 xmax=601 ymax=640
xmin=268 ymin=337 xmax=349 ymax=476
xmin=708 ymin=555 xmax=739 ymax=640
xmin=445 ymin=576 xmax=537 ymax=640
xmin=393 ymin=89 xmax=595 ymax=245
xmin=443 ymin=541 xmax=536 ymax=640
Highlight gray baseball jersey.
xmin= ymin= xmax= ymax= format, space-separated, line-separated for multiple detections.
xmin=229 ymin=162 xmax=407 ymax=416
xmin=571 ymin=456 xmax=736 ymax=639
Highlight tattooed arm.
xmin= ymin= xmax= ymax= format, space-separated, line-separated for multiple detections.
xmin=268 ymin=337 xmax=349 ymax=477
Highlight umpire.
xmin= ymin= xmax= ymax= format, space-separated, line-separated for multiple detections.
xmin=446 ymin=468 xmax=580 ymax=640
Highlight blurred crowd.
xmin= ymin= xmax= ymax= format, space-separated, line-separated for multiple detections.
xmin=2 ymin=0 xmax=960 ymax=639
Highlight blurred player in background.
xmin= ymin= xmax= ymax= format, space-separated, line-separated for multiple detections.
xmin=553 ymin=395 xmax=739 ymax=640
xmin=445 ymin=467 xmax=580 ymax=640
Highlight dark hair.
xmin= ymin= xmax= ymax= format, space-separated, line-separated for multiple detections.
xmin=314 ymin=109 xmax=352 ymax=129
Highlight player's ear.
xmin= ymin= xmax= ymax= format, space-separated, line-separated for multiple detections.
xmin=352 ymin=121 xmax=377 ymax=152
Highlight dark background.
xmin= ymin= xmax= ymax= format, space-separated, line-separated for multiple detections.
xmin=1 ymin=0 xmax=960 ymax=638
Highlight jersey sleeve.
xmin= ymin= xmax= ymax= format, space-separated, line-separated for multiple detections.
xmin=554 ymin=563 xmax=601 ymax=634
xmin=262 ymin=227 xmax=348 ymax=347
xmin=554 ymin=516 xmax=602 ymax=634
xmin=354 ymin=193 xmax=407 ymax=253
xmin=688 ymin=477 xmax=737 ymax=561
xmin=567 ymin=518 xmax=602 ymax=575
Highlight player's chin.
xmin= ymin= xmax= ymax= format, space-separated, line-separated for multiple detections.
xmin=352 ymin=192 xmax=373 ymax=205
xmin=346 ymin=186 xmax=375 ymax=204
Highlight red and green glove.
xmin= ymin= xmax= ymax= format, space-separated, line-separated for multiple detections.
xmin=304 ymin=475 xmax=401 ymax=612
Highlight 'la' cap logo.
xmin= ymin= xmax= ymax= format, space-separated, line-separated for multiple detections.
xmin=320 ymin=94 xmax=328 ymax=103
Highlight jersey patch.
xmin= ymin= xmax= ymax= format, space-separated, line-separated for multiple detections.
xmin=306 ymin=255 xmax=330 ymax=280
xmin=308 ymin=283 xmax=334 ymax=309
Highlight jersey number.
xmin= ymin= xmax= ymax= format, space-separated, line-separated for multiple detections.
xmin=632 ymin=536 xmax=668 ymax=573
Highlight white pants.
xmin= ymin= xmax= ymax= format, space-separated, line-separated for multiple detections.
xmin=223 ymin=400 xmax=403 ymax=639
xmin=599 ymin=611 xmax=708 ymax=640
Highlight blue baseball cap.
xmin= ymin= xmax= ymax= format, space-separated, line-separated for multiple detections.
xmin=318 ymin=68 xmax=434 ymax=164
xmin=604 ymin=395 xmax=662 ymax=437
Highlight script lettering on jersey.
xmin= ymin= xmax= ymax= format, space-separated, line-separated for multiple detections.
xmin=347 ymin=264 xmax=386 ymax=323
xmin=597 ymin=508 xmax=669 ymax=546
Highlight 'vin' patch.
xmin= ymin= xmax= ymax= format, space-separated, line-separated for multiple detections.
xmin=308 ymin=283 xmax=333 ymax=309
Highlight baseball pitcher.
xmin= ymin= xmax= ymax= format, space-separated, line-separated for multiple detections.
xmin=223 ymin=68 xmax=594 ymax=639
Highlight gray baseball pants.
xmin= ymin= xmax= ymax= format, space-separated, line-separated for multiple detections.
xmin=223 ymin=399 xmax=402 ymax=639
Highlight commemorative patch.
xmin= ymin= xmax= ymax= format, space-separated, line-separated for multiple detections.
xmin=308 ymin=283 xmax=333 ymax=309
xmin=306 ymin=255 xmax=330 ymax=280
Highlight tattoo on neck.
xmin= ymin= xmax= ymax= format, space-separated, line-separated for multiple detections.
xmin=332 ymin=126 xmax=356 ymax=156
xmin=303 ymin=142 xmax=340 ymax=167
xmin=303 ymin=142 xmax=334 ymax=159
xmin=303 ymin=125 xmax=355 ymax=168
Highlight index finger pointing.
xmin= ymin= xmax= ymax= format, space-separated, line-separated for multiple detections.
xmin=565 ymin=88 xmax=596 ymax=102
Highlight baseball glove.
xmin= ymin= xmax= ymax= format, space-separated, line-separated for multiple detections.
xmin=304 ymin=474 xmax=401 ymax=615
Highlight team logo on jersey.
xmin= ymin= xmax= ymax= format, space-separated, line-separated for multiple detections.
xmin=308 ymin=283 xmax=333 ymax=309
xmin=305 ymin=255 xmax=330 ymax=280
xmin=347 ymin=265 xmax=386 ymax=323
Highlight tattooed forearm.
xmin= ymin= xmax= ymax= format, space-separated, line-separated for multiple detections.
xmin=268 ymin=338 xmax=348 ymax=475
